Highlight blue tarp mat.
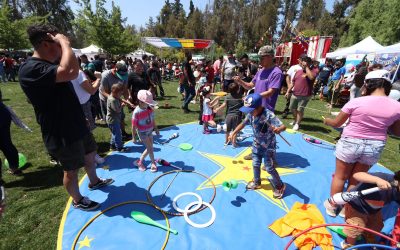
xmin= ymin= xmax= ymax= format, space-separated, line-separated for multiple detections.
xmin=57 ymin=123 xmax=397 ymax=250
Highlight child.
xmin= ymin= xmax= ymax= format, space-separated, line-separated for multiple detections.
xmin=195 ymin=69 xmax=208 ymax=103
xmin=132 ymin=90 xmax=159 ymax=172
xmin=201 ymin=86 xmax=220 ymax=134
xmin=214 ymin=82 xmax=243 ymax=147
xmin=340 ymin=171 xmax=400 ymax=248
xmin=228 ymin=93 xmax=286 ymax=197
xmin=107 ymin=83 xmax=128 ymax=152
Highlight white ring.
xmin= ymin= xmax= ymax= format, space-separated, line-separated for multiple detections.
xmin=183 ymin=201 xmax=216 ymax=228
xmin=172 ymin=192 xmax=202 ymax=213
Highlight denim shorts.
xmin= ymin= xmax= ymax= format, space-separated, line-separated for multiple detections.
xmin=335 ymin=137 xmax=386 ymax=165
xmin=138 ymin=130 xmax=153 ymax=140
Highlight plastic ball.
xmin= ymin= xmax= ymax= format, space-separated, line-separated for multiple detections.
xmin=4 ymin=153 xmax=27 ymax=169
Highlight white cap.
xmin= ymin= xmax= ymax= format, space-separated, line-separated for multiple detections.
xmin=365 ymin=69 xmax=391 ymax=82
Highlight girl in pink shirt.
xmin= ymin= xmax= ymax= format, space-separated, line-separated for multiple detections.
xmin=132 ymin=90 xmax=159 ymax=172
xmin=322 ymin=70 xmax=400 ymax=217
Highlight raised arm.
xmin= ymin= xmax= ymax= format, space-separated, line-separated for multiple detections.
xmin=48 ymin=33 xmax=79 ymax=83
xmin=323 ymin=111 xmax=350 ymax=128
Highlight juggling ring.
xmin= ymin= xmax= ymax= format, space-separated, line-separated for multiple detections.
xmin=183 ymin=201 xmax=216 ymax=228
xmin=71 ymin=201 xmax=170 ymax=250
xmin=147 ymin=170 xmax=216 ymax=216
xmin=172 ymin=192 xmax=203 ymax=213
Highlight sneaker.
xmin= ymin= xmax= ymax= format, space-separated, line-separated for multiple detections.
xmin=7 ymin=169 xmax=23 ymax=176
xmin=190 ymin=100 xmax=196 ymax=104
xmin=95 ymin=154 xmax=105 ymax=164
xmin=73 ymin=196 xmax=100 ymax=211
xmin=216 ymin=124 xmax=222 ymax=133
xmin=88 ymin=178 xmax=114 ymax=190
xmin=246 ymin=180 xmax=262 ymax=190
xmin=289 ymin=121 xmax=295 ymax=126
xmin=293 ymin=123 xmax=299 ymax=131
xmin=110 ymin=144 xmax=117 ymax=151
xmin=273 ymin=183 xmax=286 ymax=199
xmin=134 ymin=160 xmax=146 ymax=172
xmin=150 ymin=162 xmax=158 ymax=173
xmin=323 ymin=200 xmax=338 ymax=217
xmin=340 ymin=240 xmax=354 ymax=249
xmin=117 ymin=147 xmax=129 ymax=153
xmin=339 ymin=206 xmax=346 ymax=218
xmin=243 ymin=153 xmax=252 ymax=160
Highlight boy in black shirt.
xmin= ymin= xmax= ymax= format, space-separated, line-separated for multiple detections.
xmin=19 ymin=24 xmax=113 ymax=211
xmin=341 ymin=171 xmax=400 ymax=248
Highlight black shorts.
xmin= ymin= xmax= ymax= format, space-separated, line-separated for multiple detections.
xmin=225 ymin=114 xmax=241 ymax=132
xmin=47 ymin=133 xmax=98 ymax=171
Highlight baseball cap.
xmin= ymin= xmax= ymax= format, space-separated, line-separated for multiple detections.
xmin=365 ymin=69 xmax=391 ymax=82
xmin=115 ymin=62 xmax=128 ymax=81
xmin=239 ymin=93 xmax=262 ymax=113
xmin=258 ymin=45 xmax=274 ymax=57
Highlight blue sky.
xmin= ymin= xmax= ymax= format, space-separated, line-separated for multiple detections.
xmin=70 ymin=0 xmax=335 ymax=29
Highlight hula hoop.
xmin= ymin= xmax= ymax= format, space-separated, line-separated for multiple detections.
xmin=183 ymin=201 xmax=216 ymax=228
xmin=71 ymin=201 xmax=170 ymax=250
xmin=147 ymin=170 xmax=217 ymax=216
xmin=172 ymin=192 xmax=203 ymax=213
xmin=283 ymin=223 xmax=398 ymax=250
xmin=346 ymin=244 xmax=395 ymax=250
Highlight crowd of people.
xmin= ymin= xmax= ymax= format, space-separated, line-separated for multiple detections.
xmin=1 ymin=24 xmax=400 ymax=248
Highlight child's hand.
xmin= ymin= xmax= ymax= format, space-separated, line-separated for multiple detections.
xmin=376 ymin=178 xmax=392 ymax=190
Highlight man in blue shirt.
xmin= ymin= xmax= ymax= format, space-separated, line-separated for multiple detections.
xmin=329 ymin=61 xmax=346 ymax=106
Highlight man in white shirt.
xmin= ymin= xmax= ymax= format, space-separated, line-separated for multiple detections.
xmin=281 ymin=56 xmax=304 ymax=118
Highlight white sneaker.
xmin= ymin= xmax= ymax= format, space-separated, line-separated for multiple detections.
xmin=292 ymin=123 xmax=299 ymax=131
xmin=190 ymin=100 xmax=196 ymax=104
xmin=95 ymin=154 xmax=105 ymax=164
xmin=216 ymin=124 xmax=222 ymax=133
xmin=222 ymin=124 xmax=227 ymax=132
xmin=323 ymin=200 xmax=337 ymax=217
xmin=338 ymin=206 xmax=346 ymax=218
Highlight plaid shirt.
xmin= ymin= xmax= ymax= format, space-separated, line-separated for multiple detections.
xmin=244 ymin=108 xmax=282 ymax=151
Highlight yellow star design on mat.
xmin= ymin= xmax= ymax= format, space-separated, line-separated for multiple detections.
xmin=198 ymin=147 xmax=304 ymax=212
xmin=78 ymin=236 xmax=93 ymax=250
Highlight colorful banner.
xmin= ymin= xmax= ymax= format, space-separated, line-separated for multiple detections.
xmin=144 ymin=37 xmax=213 ymax=49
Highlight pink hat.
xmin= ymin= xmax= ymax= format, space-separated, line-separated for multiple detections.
xmin=137 ymin=90 xmax=158 ymax=106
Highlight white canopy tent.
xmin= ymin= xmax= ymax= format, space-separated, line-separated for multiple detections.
xmin=375 ymin=42 xmax=400 ymax=54
xmin=126 ymin=49 xmax=154 ymax=59
xmin=326 ymin=36 xmax=383 ymax=58
xmin=75 ymin=44 xmax=103 ymax=59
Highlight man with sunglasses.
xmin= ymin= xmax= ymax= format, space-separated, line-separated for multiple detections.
xmin=234 ymin=45 xmax=283 ymax=160
xmin=19 ymin=24 xmax=114 ymax=211
xmin=99 ymin=61 xmax=134 ymax=140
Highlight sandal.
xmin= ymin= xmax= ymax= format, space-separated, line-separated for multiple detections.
xmin=134 ymin=160 xmax=146 ymax=172
xmin=150 ymin=162 xmax=158 ymax=173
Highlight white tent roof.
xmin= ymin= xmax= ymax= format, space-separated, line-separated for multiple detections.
xmin=126 ymin=49 xmax=154 ymax=57
xmin=326 ymin=36 xmax=383 ymax=58
xmin=80 ymin=44 xmax=102 ymax=54
xmin=375 ymin=42 xmax=400 ymax=54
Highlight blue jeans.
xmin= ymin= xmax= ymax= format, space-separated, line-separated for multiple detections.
xmin=252 ymin=146 xmax=283 ymax=189
xmin=108 ymin=123 xmax=123 ymax=149
xmin=0 ymin=69 xmax=6 ymax=83
xmin=182 ymin=84 xmax=195 ymax=109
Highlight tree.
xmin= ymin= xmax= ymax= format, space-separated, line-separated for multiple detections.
xmin=280 ymin=0 xmax=300 ymax=42
xmin=74 ymin=0 xmax=137 ymax=55
xmin=188 ymin=0 xmax=195 ymax=18
xmin=0 ymin=0 xmax=46 ymax=50
xmin=297 ymin=0 xmax=324 ymax=31
xmin=185 ymin=8 xmax=204 ymax=38
xmin=339 ymin=0 xmax=400 ymax=46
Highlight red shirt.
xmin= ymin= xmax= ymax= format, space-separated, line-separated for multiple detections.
xmin=292 ymin=68 xmax=317 ymax=97
xmin=206 ymin=66 xmax=214 ymax=83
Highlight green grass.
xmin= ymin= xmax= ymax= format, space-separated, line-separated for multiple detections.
xmin=0 ymin=79 xmax=399 ymax=249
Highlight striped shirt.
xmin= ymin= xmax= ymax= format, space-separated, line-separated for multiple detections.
xmin=132 ymin=106 xmax=154 ymax=132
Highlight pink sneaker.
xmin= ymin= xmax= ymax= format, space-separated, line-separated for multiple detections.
xmin=134 ymin=160 xmax=146 ymax=172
